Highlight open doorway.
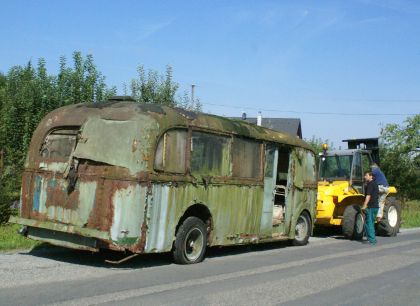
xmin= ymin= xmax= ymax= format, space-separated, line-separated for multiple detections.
xmin=272 ymin=149 xmax=290 ymax=226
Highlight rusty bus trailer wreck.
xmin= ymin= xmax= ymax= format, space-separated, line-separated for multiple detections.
xmin=10 ymin=97 xmax=317 ymax=264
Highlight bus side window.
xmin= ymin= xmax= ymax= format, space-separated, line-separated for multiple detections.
xmin=232 ymin=137 xmax=262 ymax=179
xmin=191 ymin=131 xmax=231 ymax=177
xmin=154 ymin=129 xmax=187 ymax=173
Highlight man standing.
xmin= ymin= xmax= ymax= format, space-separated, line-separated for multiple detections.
xmin=362 ymin=171 xmax=379 ymax=245
xmin=371 ymin=163 xmax=389 ymax=221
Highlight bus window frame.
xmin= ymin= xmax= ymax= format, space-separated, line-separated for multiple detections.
xmin=231 ymin=136 xmax=264 ymax=181
xmin=153 ymin=128 xmax=189 ymax=175
xmin=154 ymin=127 xmax=265 ymax=183
xmin=39 ymin=126 xmax=80 ymax=162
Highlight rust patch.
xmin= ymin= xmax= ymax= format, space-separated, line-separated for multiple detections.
xmin=86 ymin=178 xmax=113 ymax=231
xmin=131 ymin=221 xmax=148 ymax=253
xmin=21 ymin=171 xmax=34 ymax=218
xmin=29 ymin=211 xmax=49 ymax=221
xmin=45 ymin=176 xmax=80 ymax=210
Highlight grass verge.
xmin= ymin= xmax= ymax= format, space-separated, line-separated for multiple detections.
xmin=401 ymin=200 xmax=420 ymax=228
xmin=0 ymin=223 xmax=39 ymax=252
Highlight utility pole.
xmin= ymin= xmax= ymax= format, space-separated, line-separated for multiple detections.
xmin=257 ymin=111 xmax=262 ymax=126
xmin=191 ymin=84 xmax=195 ymax=108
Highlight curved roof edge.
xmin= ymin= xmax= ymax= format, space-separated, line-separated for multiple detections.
xmin=41 ymin=99 xmax=314 ymax=152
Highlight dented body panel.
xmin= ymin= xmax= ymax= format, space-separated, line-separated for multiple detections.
xmin=10 ymin=100 xmax=317 ymax=254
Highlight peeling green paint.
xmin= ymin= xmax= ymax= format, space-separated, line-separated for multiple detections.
xmin=73 ymin=117 xmax=156 ymax=175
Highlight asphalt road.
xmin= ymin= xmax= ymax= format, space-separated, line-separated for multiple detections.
xmin=1 ymin=228 xmax=420 ymax=306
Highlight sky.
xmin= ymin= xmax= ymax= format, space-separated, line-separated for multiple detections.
xmin=0 ymin=0 xmax=419 ymax=147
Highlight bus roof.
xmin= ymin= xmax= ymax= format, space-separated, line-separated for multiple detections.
xmin=31 ymin=99 xmax=314 ymax=152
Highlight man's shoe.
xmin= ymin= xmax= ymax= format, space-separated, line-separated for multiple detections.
xmin=362 ymin=240 xmax=377 ymax=245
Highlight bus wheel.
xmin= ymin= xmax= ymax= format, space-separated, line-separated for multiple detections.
xmin=342 ymin=205 xmax=364 ymax=240
xmin=292 ymin=212 xmax=311 ymax=246
xmin=376 ymin=198 xmax=401 ymax=237
xmin=173 ymin=216 xmax=207 ymax=264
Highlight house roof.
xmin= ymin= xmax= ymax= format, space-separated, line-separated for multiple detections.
xmin=231 ymin=117 xmax=302 ymax=138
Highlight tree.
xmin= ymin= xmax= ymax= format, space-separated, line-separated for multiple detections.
xmin=305 ymin=136 xmax=334 ymax=155
xmin=380 ymin=114 xmax=420 ymax=200
xmin=129 ymin=64 xmax=202 ymax=111
xmin=130 ymin=65 xmax=178 ymax=105
xmin=177 ymin=90 xmax=203 ymax=112
xmin=0 ymin=52 xmax=115 ymax=223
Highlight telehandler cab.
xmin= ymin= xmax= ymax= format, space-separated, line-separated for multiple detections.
xmin=315 ymin=138 xmax=401 ymax=239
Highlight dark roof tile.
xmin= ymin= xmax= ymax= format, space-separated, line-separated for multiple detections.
xmin=231 ymin=117 xmax=302 ymax=138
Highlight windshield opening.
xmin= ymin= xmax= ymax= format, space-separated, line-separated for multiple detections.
xmin=318 ymin=155 xmax=352 ymax=181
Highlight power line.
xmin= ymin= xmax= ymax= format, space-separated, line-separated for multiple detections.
xmin=203 ymin=102 xmax=418 ymax=116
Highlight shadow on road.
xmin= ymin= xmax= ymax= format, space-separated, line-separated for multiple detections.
xmin=206 ymin=240 xmax=292 ymax=259
xmin=23 ymin=243 xmax=173 ymax=269
xmin=313 ymin=225 xmax=346 ymax=239
xmin=19 ymin=228 xmax=348 ymax=269
xmin=21 ymin=239 xmax=298 ymax=270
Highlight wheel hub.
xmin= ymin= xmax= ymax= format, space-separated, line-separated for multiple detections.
xmin=355 ymin=213 xmax=364 ymax=235
xmin=184 ymin=228 xmax=204 ymax=261
xmin=295 ymin=216 xmax=308 ymax=241
xmin=388 ymin=206 xmax=398 ymax=227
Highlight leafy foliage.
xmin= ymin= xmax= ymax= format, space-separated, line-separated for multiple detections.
xmin=128 ymin=65 xmax=202 ymax=111
xmin=380 ymin=114 xmax=420 ymax=200
xmin=0 ymin=52 xmax=116 ymax=223
xmin=305 ymin=136 xmax=334 ymax=155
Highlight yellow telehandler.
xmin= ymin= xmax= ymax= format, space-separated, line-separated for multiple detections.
xmin=315 ymin=138 xmax=401 ymax=239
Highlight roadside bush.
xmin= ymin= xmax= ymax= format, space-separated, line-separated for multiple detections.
xmin=0 ymin=165 xmax=21 ymax=224
xmin=380 ymin=114 xmax=420 ymax=201
xmin=0 ymin=184 xmax=11 ymax=224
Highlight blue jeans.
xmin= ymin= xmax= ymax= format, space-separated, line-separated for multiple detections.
xmin=365 ymin=208 xmax=379 ymax=243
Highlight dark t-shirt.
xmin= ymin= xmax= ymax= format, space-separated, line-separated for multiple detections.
xmin=365 ymin=180 xmax=379 ymax=208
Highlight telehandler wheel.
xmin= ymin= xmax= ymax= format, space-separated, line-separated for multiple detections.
xmin=342 ymin=205 xmax=365 ymax=240
xmin=376 ymin=197 xmax=401 ymax=237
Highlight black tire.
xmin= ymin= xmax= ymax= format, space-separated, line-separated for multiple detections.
xmin=342 ymin=205 xmax=365 ymax=240
xmin=376 ymin=197 xmax=401 ymax=237
xmin=173 ymin=216 xmax=207 ymax=264
xmin=292 ymin=211 xmax=311 ymax=246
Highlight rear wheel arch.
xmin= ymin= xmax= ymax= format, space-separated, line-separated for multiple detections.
xmin=300 ymin=209 xmax=313 ymax=227
xmin=175 ymin=203 xmax=213 ymax=243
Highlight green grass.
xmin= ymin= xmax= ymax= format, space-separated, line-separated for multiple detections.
xmin=401 ymin=200 xmax=420 ymax=228
xmin=0 ymin=223 xmax=39 ymax=252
